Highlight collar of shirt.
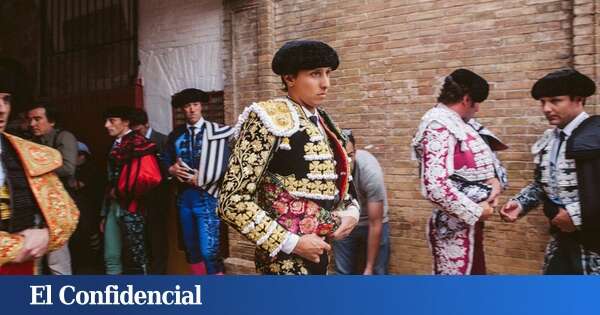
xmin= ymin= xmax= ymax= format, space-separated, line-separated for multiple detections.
xmin=186 ymin=118 xmax=205 ymax=134
xmin=114 ymin=129 xmax=132 ymax=145
xmin=300 ymin=104 xmax=327 ymax=136
xmin=301 ymin=105 xmax=319 ymax=120
xmin=145 ymin=127 xmax=153 ymax=139
xmin=556 ymin=111 xmax=589 ymax=139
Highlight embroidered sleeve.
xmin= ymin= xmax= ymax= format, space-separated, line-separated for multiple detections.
xmin=30 ymin=174 xmax=79 ymax=251
xmin=0 ymin=232 xmax=24 ymax=266
xmin=218 ymin=112 xmax=291 ymax=257
xmin=492 ymin=152 xmax=508 ymax=190
xmin=513 ymin=165 xmax=545 ymax=215
xmin=420 ymin=124 xmax=482 ymax=225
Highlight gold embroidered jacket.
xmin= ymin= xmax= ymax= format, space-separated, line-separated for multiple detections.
xmin=0 ymin=133 xmax=79 ymax=266
xmin=218 ymin=98 xmax=355 ymax=260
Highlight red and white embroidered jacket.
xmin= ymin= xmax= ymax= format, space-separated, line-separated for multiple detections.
xmin=412 ymin=104 xmax=497 ymax=225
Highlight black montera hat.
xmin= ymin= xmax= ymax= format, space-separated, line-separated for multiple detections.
xmin=271 ymin=40 xmax=339 ymax=75
xmin=171 ymin=88 xmax=209 ymax=108
xmin=531 ymin=68 xmax=596 ymax=100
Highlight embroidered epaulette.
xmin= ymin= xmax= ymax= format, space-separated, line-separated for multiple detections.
xmin=532 ymin=129 xmax=554 ymax=155
xmin=3 ymin=133 xmax=62 ymax=177
xmin=412 ymin=105 xmax=468 ymax=148
xmin=233 ymin=98 xmax=300 ymax=138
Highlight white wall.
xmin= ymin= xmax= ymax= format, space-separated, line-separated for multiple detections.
xmin=138 ymin=0 xmax=224 ymax=134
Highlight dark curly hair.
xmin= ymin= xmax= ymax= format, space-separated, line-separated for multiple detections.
xmin=437 ymin=76 xmax=470 ymax=105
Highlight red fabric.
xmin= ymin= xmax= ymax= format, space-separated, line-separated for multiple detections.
xmin=470 ymin=222 xmax=487 ymax=275
xmin=0 ymin=261 xmax=34 ymax=275
xmin=117 ymin=154 xmax=162 ymax=213
xmin=189 ymin=262 xmax=207 ymax=275
xmin=453 ymin=134 xmax=478 ymax=169
xmin=319 ymin=116 xmax=349 ymax=203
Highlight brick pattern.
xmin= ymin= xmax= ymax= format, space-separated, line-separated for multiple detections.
xmin=224 ymin=0 xmax=600 ymax=274
xmin=222 ymin=0 xmax=262 ymax=274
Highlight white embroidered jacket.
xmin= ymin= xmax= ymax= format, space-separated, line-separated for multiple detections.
xmin=513 ymin=128 xmax=582 ymax=226
xmin=412 ymin=104 xmax=497 ymax=225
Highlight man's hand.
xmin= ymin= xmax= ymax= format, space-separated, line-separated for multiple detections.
xmin=169 ymin=159 xmax=196 ymax=183
xmin=185 ymin=170 xmax=199 ymax=186
xmin=14 ymin=228 xmax=50 ymax=263
xmin=292 ymin=234 xmax=331 ymax=263
xmin=500 ymin=200 xmax=522 ymax=222
xmin=478 ymin=201 xmax=494 ymax=222
xmin=485 ymin=177 xmax=502 ymax=207
xmin=551 ymin=208 xmax=577 ymax=233
xmin=168 ymin=163 xmax=192 ymax=182
xmin=331 ymin=215 xmax=358 ymax=240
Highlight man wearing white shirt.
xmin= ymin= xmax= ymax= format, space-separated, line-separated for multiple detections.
xmin=501 ymin=68 xmax=600 ymax=274
xmin=165 ymin=89 xmax=233 ymax=275
xmin=218 ymin=40 xmax=359 ymax=275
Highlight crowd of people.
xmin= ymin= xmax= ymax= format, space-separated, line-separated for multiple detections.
xmin=0 ymin=39 xmax=598 ymax=275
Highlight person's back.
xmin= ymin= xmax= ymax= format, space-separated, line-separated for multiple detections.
xmin=333 ymin=131 xmax=390 ymax=275
xmin=353 ymin=149 xmax=389 ymax=227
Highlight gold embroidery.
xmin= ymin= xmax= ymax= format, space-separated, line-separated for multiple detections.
xmin=3 ymin=133 xmax=62 ymax=176
xmin=0 ymin=232 xmax=24 ymax=266
xmin=28 ymin=174 xmax=79 ymax=251
xmin=218 ymin=111 xmax=289 ymax=255
xmin=0 ymin=185 xmax=9 ymax=221
xmin=274 ymin=173 xmax=337 ymax=199
xmin=304 ymin=121 xmax=324 ymax=141
xmin=309 ymin=160 xmax=336 ymax=175
xmin=304 ymin=141 xmax=332 ymax=158
xmin=256 ymin=100 xmax=295 ymax=131
xmin=0 ymin=135 xmax=79 ymax=265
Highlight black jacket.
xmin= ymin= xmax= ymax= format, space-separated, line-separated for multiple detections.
xmin=566 ymin=115 xmax=600 ymax=252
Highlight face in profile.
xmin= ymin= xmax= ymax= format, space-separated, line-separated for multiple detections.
xmin=286 ymin=67 xmax=332 ymax=108
xmin=104 ymin=117 xmax=130 ymax=137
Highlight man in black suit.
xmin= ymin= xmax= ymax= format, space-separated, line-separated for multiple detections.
xmin=130 ymin=109 xmax=169 ymax=274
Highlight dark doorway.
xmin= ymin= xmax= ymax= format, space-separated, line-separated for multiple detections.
xmin=40 ymin=0 xmax=139 ymax=169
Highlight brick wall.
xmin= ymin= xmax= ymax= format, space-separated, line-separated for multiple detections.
xmin=223 ymin=0 xmax=600 ymax=274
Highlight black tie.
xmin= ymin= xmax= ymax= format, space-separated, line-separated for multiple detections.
xmin=189 ymin=126 xmax=196 ymax=152
xmin=309 ymin=115 xmax=319 ymax=127
xmin=555 ymin=131 xmax=566 ymax=161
